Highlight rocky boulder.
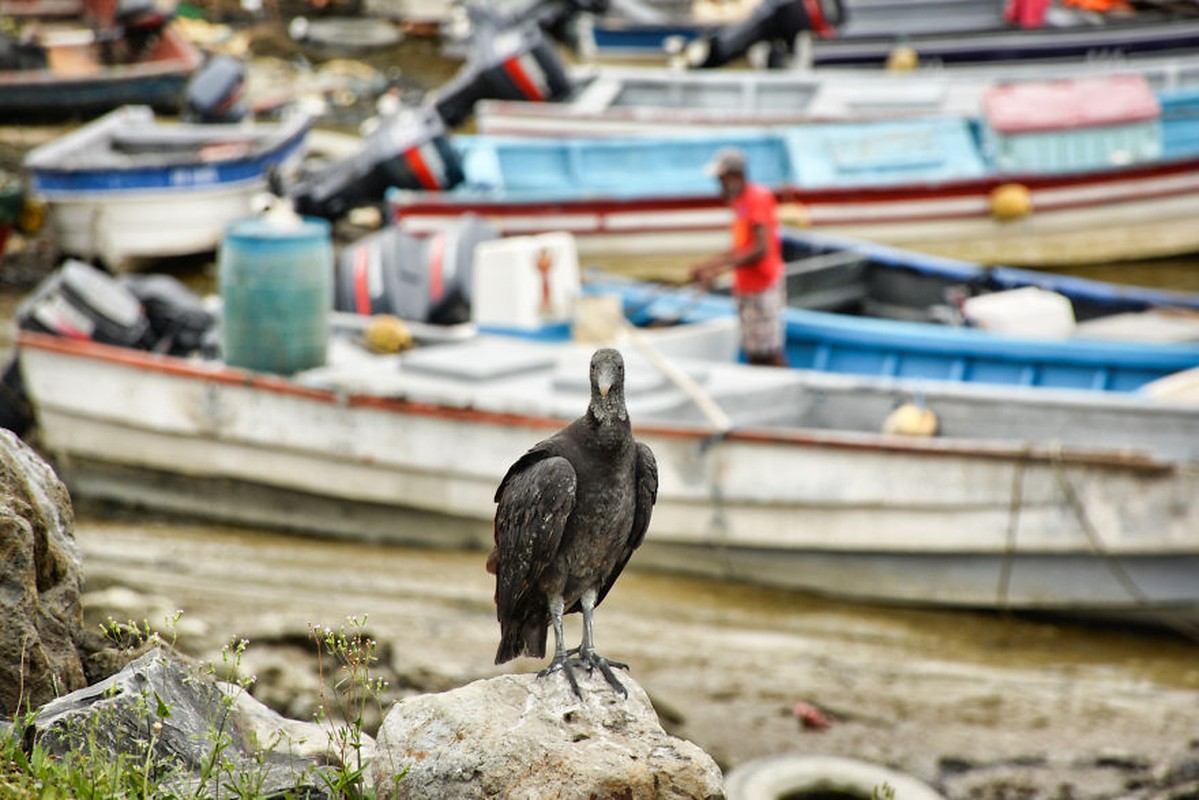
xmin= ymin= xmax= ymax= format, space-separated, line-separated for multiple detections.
xmin=371 ymin=668 xmax=725 ymax=800
xmin=0 ymin=429 xmax=87 ymax=716
xmin=30 ymin=648 xmax=369 ymax=798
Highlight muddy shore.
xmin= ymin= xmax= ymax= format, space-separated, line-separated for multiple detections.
xmin=69 ymin=511 xmax=1199 ymax=799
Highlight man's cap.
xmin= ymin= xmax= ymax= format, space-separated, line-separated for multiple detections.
xmin=705 ymin=146 xmax=747 ymax=177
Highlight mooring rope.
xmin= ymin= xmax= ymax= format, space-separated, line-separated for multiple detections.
xmin=1050 ymin=448 xmax=1199 ymax=643
xmin=997 ymin=444 xmax=1033 ymax=612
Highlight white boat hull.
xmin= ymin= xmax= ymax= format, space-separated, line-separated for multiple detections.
xmin=41 ymin=180 xmax=269 ymax=269
xmin=477 ymin=57 xmax=1199 ymax=137
xmin=18 ymin=330 xmax=1199 ymax=619
xmin=23 ymin=105 xmax=311 ymax=271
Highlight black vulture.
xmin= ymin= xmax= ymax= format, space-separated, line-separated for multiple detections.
xmin=486 ymin=347 xmax=658 ymax=697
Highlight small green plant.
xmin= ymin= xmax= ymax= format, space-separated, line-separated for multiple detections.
xmin=309 ymin=615 xmax=406 ymax=799
xmin=99 ymin=609 xmax=184 ymax=653
xmin=3 ymin=609 xmax=405 ymax=798
xmin=0 ymin=689 xmax=178 ymax=800
xmin=871 ymin=782 xmax=896 ymax=800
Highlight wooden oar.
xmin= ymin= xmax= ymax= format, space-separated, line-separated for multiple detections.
xmin=645 ymin=285 xmax=709 ymax=328
xmin=624 ymin=323 xmax=734 ymax=434
xmin=580 ymin=291 xmax=734 ymax=433
xmin=648 ymin=248 xmax=867 ymax=328
xmin=783 ymin=248 xmax=867 ymax=278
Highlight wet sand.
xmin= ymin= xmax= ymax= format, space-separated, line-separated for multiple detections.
xmin=72 ymin=510 xmax=1199 ymax=796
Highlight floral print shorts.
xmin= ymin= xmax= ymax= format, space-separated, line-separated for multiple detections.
xmin=736 ymin=283 xmax=785 ymax=359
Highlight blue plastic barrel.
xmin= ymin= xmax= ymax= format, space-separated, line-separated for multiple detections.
xmin=219 ymin=216 xmax=333 ymax=374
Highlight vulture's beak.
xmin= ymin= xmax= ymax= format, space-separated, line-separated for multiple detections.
xmin=597 ymin=368 xmax=614 ymax=399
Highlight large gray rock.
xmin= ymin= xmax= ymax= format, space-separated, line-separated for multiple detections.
xmin=32 ymin=648 xmax=367 ymax=798
xmin=0 ymin=429 xmax=87 ymax=716
xmin=371 ymin=669 xmax=725 ymax=800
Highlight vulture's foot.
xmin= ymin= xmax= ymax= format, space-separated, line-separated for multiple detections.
xmin=538 ymin=651 xmax=629 ymax=698
xmin=578 ymin=649 xmax=629 ymax=697
xmin=539 ymin=655 xmax=582 ymax=699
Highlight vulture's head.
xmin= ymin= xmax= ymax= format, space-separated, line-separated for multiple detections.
xmin=589 ymin=348 xmax=628 ymax=423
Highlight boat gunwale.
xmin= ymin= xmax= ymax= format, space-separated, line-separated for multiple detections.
xmin=23 ymin=108 xmax=312 ymax=186
xmin=389 ymin=151 xmax=1199 ymax=215
xmin=16 ymin=329 xmax=1179 ymax=474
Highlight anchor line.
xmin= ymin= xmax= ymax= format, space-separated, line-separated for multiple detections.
xmin=1050 ymin=450 xmax=1199 ymax=643
xmin=997 ymin=444 xmax=1033 ymax=612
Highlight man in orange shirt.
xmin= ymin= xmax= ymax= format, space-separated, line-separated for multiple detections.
xmin=689 ymin=147 xmax=787 ymax=367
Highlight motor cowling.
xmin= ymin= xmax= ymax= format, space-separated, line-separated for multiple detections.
xmin=289 ymin=108 xmax=465 ymax=221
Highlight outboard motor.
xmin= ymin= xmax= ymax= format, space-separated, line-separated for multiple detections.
xmin=514 ymin=0 xmax=610 ymax=52
xmin=0 ymin=33 xmax=49 ymax=71
xmin=115 ymin=0 xmax=168 ymax=27
xmin=16 ymin=260 xmax=152 ymax=349
xmin=183 ymin=55 xmax=247 ymax=123
xmin=113 ymin=0 xmax=172 ymax=56
xmin=432 ymin=20 xmax=572 ymax=129
xmin=688 ymin=0 xmax=846 ymax=69
xmin=334 ymin=215 xmax=497 ymax=325
xmin=289 ymin=107 xmax=465 ymax=221
xmin=119 ymin=273 xmax=217 ymax=356
xmin=452 ymin=0 xmax=609 ymax=56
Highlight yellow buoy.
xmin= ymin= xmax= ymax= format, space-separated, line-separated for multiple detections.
xmin=364 ymin=314 xmax=414 ymax=353
xmin=885 ymin=45 xmax=919 ymax=72
xmin=882 ymin=402 xmax=939 ymax=437
xmin=990 ymin=183 xmax=1033 ymax=221
xmin=778 ymin=202 xmax=811 ymax=228
xmin=17 ymin=199 xmax=46 ymax=235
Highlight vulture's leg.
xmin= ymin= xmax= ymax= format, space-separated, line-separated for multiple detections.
xmin=578 ymin=588 xmax=628 ymax=696
xmin=538 ymin=594 xmax=581 ymax=698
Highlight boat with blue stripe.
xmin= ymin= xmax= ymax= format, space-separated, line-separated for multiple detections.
xmin=23 ymin=105 xmax=312 ymax=271
xmin=581 ymin=227 xmax=1199 ymax=394
xmin=391 ymin=77 xmax=1199 ymax=268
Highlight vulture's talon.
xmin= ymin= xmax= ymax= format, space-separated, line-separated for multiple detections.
xmin=539 ymin=656 xmax=583 ymax=699
xmin=579 ymin=650 xmax=629 ymax=696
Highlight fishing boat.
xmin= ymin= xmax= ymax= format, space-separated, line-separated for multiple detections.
xmin=22 ymin=105 xmax=311 ymax=270
xmin=14 ymin=239 xmax=1199 ymax=623
xmin=593 ymin=269 xmax=1199 ymax=395
xmin=475 ymin=54 xmax=1199 ymax=135
xmin=804 ymin=6 xmax=1199 ymax=69
xmin=324 ymin=214 xmax=1199 ymax=391
xmin=587 ymin=0 xmax=1199 ymax=65
xmin=0 ymin=7 xmax=203 ymax=119
xmin=771 ymin=227 xmax=1199 ymax=326
xmin=389 ymin=76 xmax=1199 ymax=268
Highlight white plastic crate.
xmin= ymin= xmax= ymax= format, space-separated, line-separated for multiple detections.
xmin=471 ymin=232 xmax=581 ymax=329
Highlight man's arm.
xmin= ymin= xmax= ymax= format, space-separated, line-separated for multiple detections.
xmin=689 ymin=223 xmax=769 ymax=288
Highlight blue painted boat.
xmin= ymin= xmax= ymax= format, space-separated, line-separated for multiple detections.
xmin=582 ymin=228 xmax=1199 ymax=393
xmin=774 ymin=228 xmax=1199 ymax=321
xmin=24 ymin=105 xmax=312 ymax=270
xmin=391 ymin=79 xmax=1199 ymax=268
